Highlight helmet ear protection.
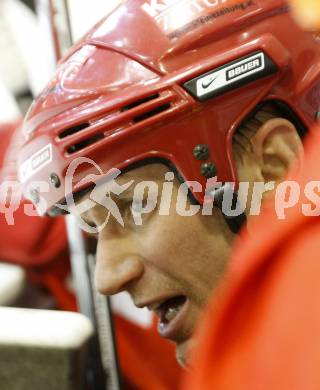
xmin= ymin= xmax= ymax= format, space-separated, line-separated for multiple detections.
xmin=18 ymin=0 xmax=320 ymax=229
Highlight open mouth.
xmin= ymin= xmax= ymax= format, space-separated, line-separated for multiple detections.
xmin=155 ymin=295 xmax=189 ymax=340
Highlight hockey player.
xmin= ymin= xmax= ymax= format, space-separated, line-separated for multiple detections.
xmin=17 ymin=0 xmax=320 ymax=367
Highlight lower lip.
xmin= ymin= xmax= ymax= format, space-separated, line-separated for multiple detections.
xmin=157 ymin=298 xmax=190 ymax=340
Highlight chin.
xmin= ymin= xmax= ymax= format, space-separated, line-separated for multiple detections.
xmin=176 ymin=339 xmax=194 ymax=369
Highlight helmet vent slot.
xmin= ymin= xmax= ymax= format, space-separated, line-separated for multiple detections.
xmin=61 ymin=89 xmax=189 ymax=155
xmin=58 ymin=123 xmax=89 ymax=139
xmin=132 ymin=103 xmax=171 ymax=123
xmin=121 ymin=94 xmax=160 ymax=111
xmin=67 ymin=133 xmax=104 ymax=154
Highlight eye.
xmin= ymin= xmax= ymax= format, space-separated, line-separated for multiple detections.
xmin=77 ymin=216 xmax=100 ymax=235
xmin=120 ymin=199 xmax=146 ymax=226
xmin=82 ymin=218 xmax=98 ymax=229
xmin=84 ymin=221 xmax=98 ymax=229
xmin=121 ymin=200 xmax=141 ymax=222
xmin=131 ymin=200 xmax=145 ymax=215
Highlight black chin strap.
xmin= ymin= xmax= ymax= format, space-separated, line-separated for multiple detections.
xmin=207 ymin=183 xmax=247 ymax=234
xmin=224 ymin=211 xmax=247 ymax=234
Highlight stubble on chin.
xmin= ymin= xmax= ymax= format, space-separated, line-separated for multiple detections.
xmin=176 ymin=338 xmax=196 ymax=370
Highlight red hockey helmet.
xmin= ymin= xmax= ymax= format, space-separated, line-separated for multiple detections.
xmin=18 ymin=0 xmax=320 ymax=216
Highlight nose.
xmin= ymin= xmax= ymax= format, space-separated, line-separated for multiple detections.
xmin=94 ymin=238 xmax=144 ymax=296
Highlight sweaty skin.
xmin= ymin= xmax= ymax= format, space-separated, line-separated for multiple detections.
xmin=70 ymin=117 xmax=302 ymax=366
xmin=72 ymin=164 xmax=234 ymax=366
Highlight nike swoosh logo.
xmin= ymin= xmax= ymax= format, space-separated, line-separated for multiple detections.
xmin=202 ymin=74 xmax=218 ymax=89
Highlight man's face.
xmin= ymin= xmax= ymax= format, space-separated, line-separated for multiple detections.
xmin=72 ymin=164 xmax=234 ymax=366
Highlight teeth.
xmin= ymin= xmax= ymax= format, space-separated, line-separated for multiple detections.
xmin=165 ymin=306 xmax=180 ymax=322
xmin=149 ymin=301 xmax=164 ymax=311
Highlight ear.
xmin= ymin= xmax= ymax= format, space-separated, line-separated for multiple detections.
xmin=251 ymin=118 xmax=304 ymax=183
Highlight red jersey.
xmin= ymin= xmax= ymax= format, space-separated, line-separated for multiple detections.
xmin=184 ymin=127 xmax=320 ymax=390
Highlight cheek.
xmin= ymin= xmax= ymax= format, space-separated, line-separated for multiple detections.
xmin=136 ymin=212 xmax=232 ymax=300
xmin=139 ymin=213 xmax=197 ymax=265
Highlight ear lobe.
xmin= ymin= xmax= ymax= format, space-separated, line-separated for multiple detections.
xmin=251 ymin=118 xmax=304 ymax=182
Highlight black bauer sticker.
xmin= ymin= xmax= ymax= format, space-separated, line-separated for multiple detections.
xmin=183 ymin=51 xmax=278 ymax=102
xmin=227 ymin=56 xmax=262 ymax=81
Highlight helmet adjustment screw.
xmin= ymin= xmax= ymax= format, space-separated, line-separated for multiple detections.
xmin=30 ymin=189 xmax=40 ymax=204
xmin=201 ymin=162 xmax=217 ymax=178
xmin=316 ymin=111 xmax=320 ymax=121
xmin=193 ymin=144 xmax=209 ymax=160
xmin=50 ymin=173 xmax=61 ymax=188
